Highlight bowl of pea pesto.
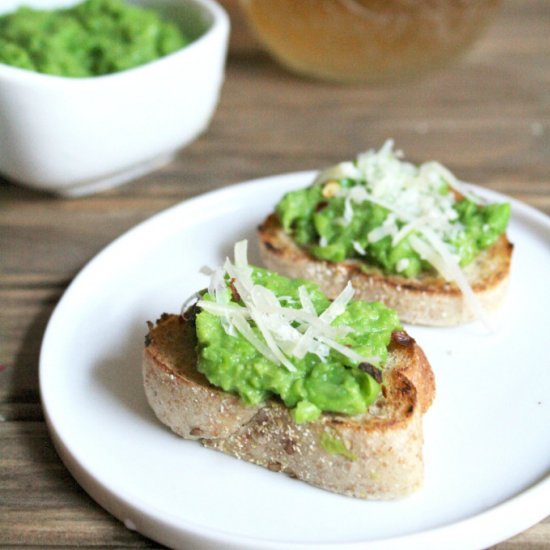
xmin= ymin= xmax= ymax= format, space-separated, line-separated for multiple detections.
xmin=0 ymin=0 xmax=229 ymax=196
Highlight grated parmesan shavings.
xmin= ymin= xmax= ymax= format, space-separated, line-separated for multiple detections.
xmin=315 ymin=140 xmax=490 ymax=327
xmin=197 ymin=241 xmax=379 ymax=371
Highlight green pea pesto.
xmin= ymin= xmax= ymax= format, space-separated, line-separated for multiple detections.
xmin=0 ymin=0 xmax=189 ymax=77
xmin=195 ymin=267 xmax=401 ymax=423
xmin=276 ymin=180 xmax=510 ymax=278
xmin=319 ymin=430 xmax=357 ymax=461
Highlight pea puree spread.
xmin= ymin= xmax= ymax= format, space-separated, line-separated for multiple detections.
xmin=0 ymin=0 xmax=189 ymax=77
xmin=194 ymin=241 xmax=401 ymax=423
xmin=276 ymin=141 xmax=510 ymax=279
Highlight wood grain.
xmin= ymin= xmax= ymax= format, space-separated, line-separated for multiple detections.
xmin=1 ymin=0 xmax=548 ymax=548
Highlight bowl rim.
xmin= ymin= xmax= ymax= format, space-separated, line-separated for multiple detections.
xmin=0 ymin=0 xmax=230 ymax=86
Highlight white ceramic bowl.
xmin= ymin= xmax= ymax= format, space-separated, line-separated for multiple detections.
xmin=0 ymin=0 xmax=229 ymax=197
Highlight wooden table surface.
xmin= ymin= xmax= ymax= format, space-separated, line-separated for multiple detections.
xmin=1 ymin=0 xmax=549 ymax=548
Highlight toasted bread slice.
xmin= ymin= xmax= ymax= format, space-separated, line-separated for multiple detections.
xmin=143 ymin=313 xmax=435 ymax=499
xmin=258 ymin=213 xmax=513 ymax=326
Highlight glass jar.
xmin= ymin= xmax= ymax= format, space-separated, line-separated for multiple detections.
xmin=238 ymin=0 xmax=502 ymax=83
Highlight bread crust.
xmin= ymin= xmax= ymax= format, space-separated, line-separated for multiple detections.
xmin=143 ymin=313 xmax=435 ymax=499
xmin=258 ymin=213 xmax=513 ymax=326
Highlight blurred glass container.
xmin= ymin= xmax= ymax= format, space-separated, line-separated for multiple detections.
xmin=238 ymin=0 xmax=502 ymax=83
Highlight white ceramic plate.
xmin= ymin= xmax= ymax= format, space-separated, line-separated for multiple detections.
xmin=40 ymin=172 xmax=550 ymax=550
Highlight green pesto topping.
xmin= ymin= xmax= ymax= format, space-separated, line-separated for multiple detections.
xmin=194 ymin=256 xmax=401 ymax=423
xmin=0 ymin=0 xmax=189 ymax=77
xmin=276 ymin=141 xmax=510 ymax=278
xmin=319 ymin=430 xmax=357 ymax=461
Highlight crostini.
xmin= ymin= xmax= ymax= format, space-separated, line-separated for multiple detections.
xmin=259 ymin=141 xmax=513 ymax=326
xmin=143 ymin=241 xmax=435 ymax=499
